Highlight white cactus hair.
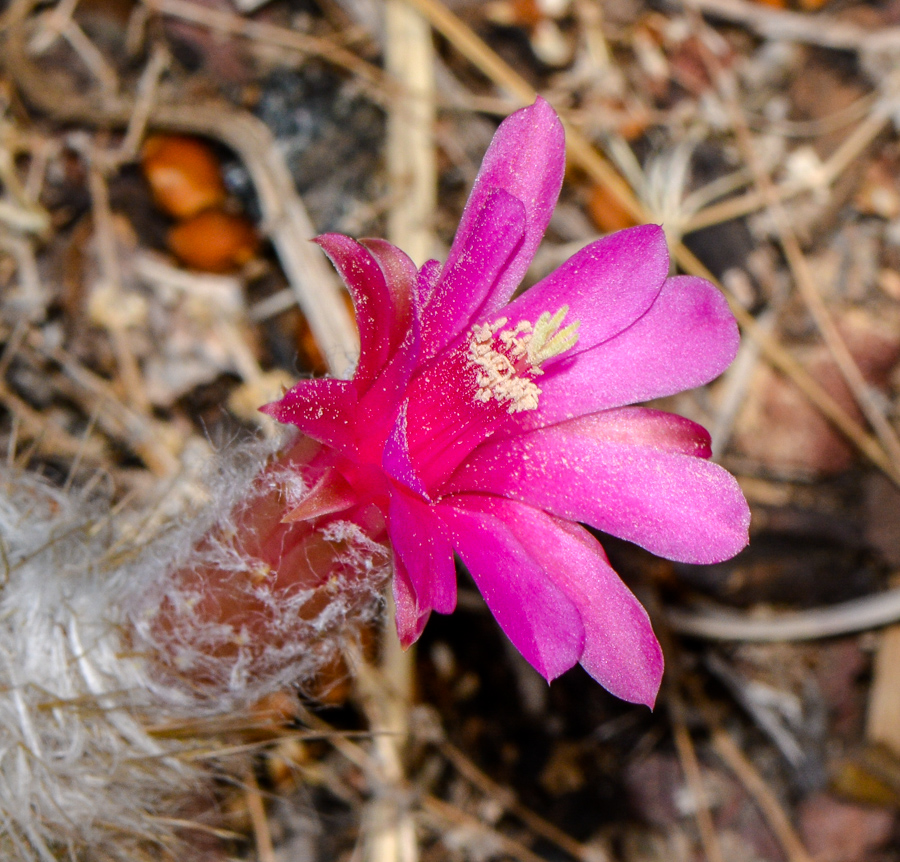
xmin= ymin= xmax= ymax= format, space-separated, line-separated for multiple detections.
xmin=0 ymin=466 xmax=192 ymax=860
xmin=0 ymin=436 xmax=391 ymax=861
xmin=130 ymin=434 xmax=392 ymax=704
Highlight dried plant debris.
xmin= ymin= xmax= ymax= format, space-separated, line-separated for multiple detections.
xmin=3 ymin=0 xmax=900 ymax=859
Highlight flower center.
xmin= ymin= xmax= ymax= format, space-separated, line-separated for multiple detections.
xmin=467 ymin=306 xmax=580 ymax=413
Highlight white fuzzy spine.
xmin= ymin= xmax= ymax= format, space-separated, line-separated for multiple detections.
xmin=0 ymin=441 xmax=390 ymax=861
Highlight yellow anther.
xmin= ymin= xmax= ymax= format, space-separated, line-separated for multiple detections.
xmin=527 ymin=306 xmax=580 ymax=366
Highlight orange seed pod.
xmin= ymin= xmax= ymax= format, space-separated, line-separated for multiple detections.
xmin=142 ymin=134 xmax=227 ymax=219
xmin=168 ymin=210 xmax=260 ymax=272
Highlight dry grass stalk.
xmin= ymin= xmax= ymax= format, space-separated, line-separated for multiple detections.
xmin=683 ymin=0 xmax=900 ymax=53
xmin=668 ymin=583 xmax=900 ymax=641
xmin=438 ymin=739 xmax=604 ymax=862
xmin=684 ymin=105 xmax=891 ymax=233
xmin=681 ymin=672 xmax=815 ymax=862
xmin=141 ymin=0 xmax=388 ymax=96
xmin=710 ymin=729 xmax=814 ymax=862
xmin=866 ymin=623 xmax=900 ymax=757
xmin=386 ymin=0 xmax=437 ymax=266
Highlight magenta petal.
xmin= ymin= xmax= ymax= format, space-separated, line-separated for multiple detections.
xmin=388 ymin=487 xmax=457 ymax=646
xmin=441 ymin=98 xmax=565 ymax=321
xmin=383 ymin=402 xmax=427 ymax=497
xmin=314 ymin=234 xmax=394 ymax=385
xmin=283 ymin=468 xmax=356 ymax=521
xmin=392 ymin=556 xmax=431 ymax=647
xmin=447 ymin=412 xmax=750 ymax=564
xmin=488 ymin=505 xmax=663 ymax=706
xmin=416 ymin=259 xmax=442 ymax=309
xmin=548 ymin=524 xmax=663 ymax=707
xmin=355 ymin=317 xmax=422 ymax=461
xmin=438 ymin=495 xmax=585 ymax=682
xmin=359 ymin=238 xmax=417 ymax=351
xmin=402 ymin=345 xmax=514 ymax=493
xmin=527 ymin=406 xmax=713 ymax=457
xmin=501 ymin=225 xmax=669 ymax=354
xmin=523 ymin=275 xmax=739 ymax=427
xmin=421 ymin=189 xmax=526 ymax=355
xmin=260 ymin=379 xmax=358 ymax=453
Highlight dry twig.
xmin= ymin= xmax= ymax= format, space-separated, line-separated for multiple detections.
xmin=682 ymin=0 xmax=900 ymax=54
xmin=667 ymin=584 xmax=900 ymax=641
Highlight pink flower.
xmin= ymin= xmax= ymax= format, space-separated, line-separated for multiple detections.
xmin=263 ymin=98 xmax=749 ymax=707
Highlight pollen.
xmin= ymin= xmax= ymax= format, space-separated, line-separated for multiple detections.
xmin=467 ymin=306 xmax=580 ymax=413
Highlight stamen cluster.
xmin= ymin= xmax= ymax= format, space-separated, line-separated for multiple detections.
xmin=468 ymin=305 xmax=579 ymax=413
